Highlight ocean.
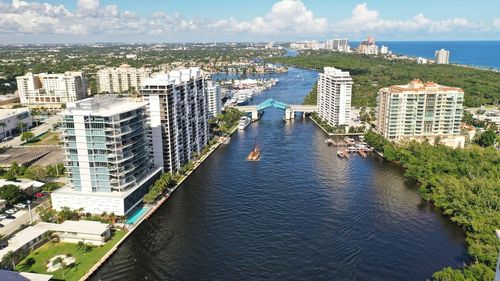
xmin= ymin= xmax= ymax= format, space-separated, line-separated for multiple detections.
xmin=354 ymin=41 xmax=500 ymax=69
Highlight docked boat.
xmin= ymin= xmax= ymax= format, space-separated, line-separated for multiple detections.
xmin=246 ymin=141 xmax=261 ymax=161
xmin=219 ymin=136 xmax=231 ymax=144
xmin=325 ymin=138 xmax=334 ymax=145
xmin=337 ymin=151 xmax=344 ymax=158
xmin=238 ymin=116 xmax=251 ymax=130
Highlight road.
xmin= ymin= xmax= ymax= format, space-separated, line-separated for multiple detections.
xmin=2 ymin=114 xmax=60 ymax=147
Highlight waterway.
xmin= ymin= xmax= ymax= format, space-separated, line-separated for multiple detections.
xmin=91 ymin=67 xmax=468 ymax=281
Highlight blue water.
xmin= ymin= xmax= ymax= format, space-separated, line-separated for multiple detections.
xmin=360 ymin=41 xmax=500 ymax=69
xmin=125 ymin=207 xmax=149 ymax=224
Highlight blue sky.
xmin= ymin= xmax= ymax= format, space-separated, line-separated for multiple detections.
xmin=0 ymin=0 xmax=499 ymax=43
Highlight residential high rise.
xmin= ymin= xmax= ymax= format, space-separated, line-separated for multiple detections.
xmin=327 ymin=38 xmax=350 ymax=52
xmin=317 ymin=67 xmax=353 ymax=126
xmin=376 ymin=80 xmax=464 ymax=147
xmin=51 ymin=95 xmax=161 ymax=215
xmin=357 ymin=36 xmax=378 ymax=55
xmin=435 ymin=49 xmax=450 ymax=64
xmin=97 ymin=64 xmax=152 ymax=94
xmin=16 ymin=72 xmax=87 ymax=107
xmin=141 ymin=67 xmax=209 ymax=173
xmin=206 ymin=80 xmax=221 ymax=119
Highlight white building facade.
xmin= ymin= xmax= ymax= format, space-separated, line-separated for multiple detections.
xmin=0 ymin=108 xmax=32 ymax=139
xmin=376 ymin=80 xmax=465 ymax=148
xmin=16 ymin=72 xmax=87 ymax=107
xmin=206 ymin=80 xmax=221 ymax=119
xmin=435 ymin=49 xmax=450 ymax=64
xmin=97 ymin=64 xmax=152 ymax=94
xmin=51 ymin=95 xmax=161 ymax=216
xmin=141 ymin=67 xmax=210 ymax=173
xmin=317 ymin=67 xmax=353 ymax=126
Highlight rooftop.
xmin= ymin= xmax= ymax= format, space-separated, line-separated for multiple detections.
xmin=386 ymin=79 xmax=463 ymax=93
xmin=0 ymin=270 xmax=52 ymax=281
xmin=62 ymin=95 xmax=147 ymax=117
xmin=0 ymin=220 xmax=110 ymax=260
xmin=143 ymin=67 xmax=202 ymax=86
xmin=322 ymin=67 xmax=351 ymax=77
xmin=0 ymin=108 xmax=30 ymax=120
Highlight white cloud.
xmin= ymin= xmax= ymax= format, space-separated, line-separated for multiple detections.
xmin=335 ymin=3 xmax=480 ymax=34
xmin=0 ymin=0 xmax=497 ymax=42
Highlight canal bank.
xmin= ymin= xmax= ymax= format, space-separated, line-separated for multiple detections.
xmin=90 ymin=67 xmax=469 ymax=281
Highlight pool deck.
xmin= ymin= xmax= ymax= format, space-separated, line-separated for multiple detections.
xmin=80 ymin=126 xmax=238 ymax=281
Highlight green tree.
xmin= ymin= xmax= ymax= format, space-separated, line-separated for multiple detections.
xmin=475 ymin=129 xmax=497 ymax=147
xmin=21 ymin=131 xmax=34 ymax=141
xmin=1 ymin=251 xmax=17 ymax=270
xmin=0 ymin=184 xmax=24 ymax=204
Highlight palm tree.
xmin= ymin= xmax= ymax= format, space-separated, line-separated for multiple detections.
xmin=1 ymin=250 xmax=17 ymax=269
xmin=17 ymin=115 xmax=25 ymax=133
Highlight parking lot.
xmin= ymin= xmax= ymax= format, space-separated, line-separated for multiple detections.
xmin=0 ymin=197 xmax=49 ymax=236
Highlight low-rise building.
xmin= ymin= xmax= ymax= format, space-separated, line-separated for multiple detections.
xmin=0 ymin=179 xmax=44 ymax=196
xmin=0 ymin=220 xmax=111 ymax=262
xmin=0 ymin=108 xmax=32 ymax=140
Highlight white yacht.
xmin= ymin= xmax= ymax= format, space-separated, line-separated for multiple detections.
xmin=238 ymin=116 xmax=251 ymax=130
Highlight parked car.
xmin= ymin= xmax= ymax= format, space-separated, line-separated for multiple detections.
xmin=5 ymin=209 xmax=16 ymax=215
xmin=14 ymin=203 xmax=27 ymax=209
xmin=0 ymin=214 xmax=6 ymax=220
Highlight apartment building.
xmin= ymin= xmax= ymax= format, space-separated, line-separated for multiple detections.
xmin=376 ymin=80 xmax=465 ymax=147
xmin=0 ymin=108 xmax=32 ymax=140
xmin=317 ymin=67 xmax=353 ymax=127
xmin=51 ymin=95 xmax=161 ymax=215
xmin=206 ymin=80 xmax=221 ymax=119
xmin=141 ymin=67 xmax=209 ymax=173
xmin=97 ymin=64 xmax=152 ymax=94
xmin=16 ymin=72 xmax=87 ymax=107
xmin=435 ymin=49 xmax=450 ymax=64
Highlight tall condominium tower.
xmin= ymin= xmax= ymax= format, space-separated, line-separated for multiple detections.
xmin=141 ymin=67 xmax=209 ymax=173
xmin=435 ymin=49 xmax=450 ymax=64
xmin=206 ymin=80 xmax=221 ymax=119
xmin=97 ymin=64 xmax=152 ymax=94
xmin=51 ymin=95 xmax=161 ymax=215
xmin=317 ymin=67 xmax=353 ymax=126
xmin=16 ymin=72 xmax=87 ymax=107
xmin=376 ymin=80 xmax=464 ymax=147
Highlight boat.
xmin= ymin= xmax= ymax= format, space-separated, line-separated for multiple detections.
xmin=246 ymin=140 xmax=261 ymax=161
xmin=219 ymin=136 xmax=231 ymax=144
xmin=325 ymin=138 xmax=334 ymax=145
xmin=237 ymin=116 xmax=251 ymax=130
xmin=337 ymin=151 xmax=344 ymax=158
xmin=358 ymin=150 xmax=367 ymax=158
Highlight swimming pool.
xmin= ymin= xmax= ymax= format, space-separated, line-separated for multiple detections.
xmin=126 ymin=207 xmax=149 ymax=224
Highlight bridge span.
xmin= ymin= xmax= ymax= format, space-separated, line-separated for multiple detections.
xmin=234 ymin=98 xmax=317 ymax=121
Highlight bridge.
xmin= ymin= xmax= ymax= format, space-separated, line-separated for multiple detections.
xmin=234 ymin=98 xmax=317 ymax=121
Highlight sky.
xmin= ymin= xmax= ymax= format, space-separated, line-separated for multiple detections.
xmin=0 ymin=0 xmax=499 ymax=44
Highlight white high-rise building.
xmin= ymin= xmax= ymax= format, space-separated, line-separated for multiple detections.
xmin=206 ymin=80 xmax=221 ymax=119
xmin=16 ymin=72 xmax=87 ymax=107
xmin=329 ymin=38 xmax=350 ymax=52
xmin=51 ymin=95 xmax=162 ymax=216
xmin=317 ymin=67 xmax=353 ymax=126
xmin=376 ymin=80 xmax=464 ymax=147
xmin=435 ymin=49 xmax=450 ymax=64
xmin=380 ymin=45 xmax=389 ymax=54
xmin=97 ymin=64 xmax=152 ymax=94
xmin=141 ymin=67 xmax=210 ymax=173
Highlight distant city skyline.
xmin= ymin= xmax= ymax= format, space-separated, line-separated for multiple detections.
xmin=1 ymin=0 xmax=499 ymax=43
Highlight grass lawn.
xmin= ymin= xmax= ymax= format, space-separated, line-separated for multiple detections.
xmin=24 ymin=131 xmax=61 ymax=146
xmin=16 ymin=230 xmax=127 ymax=281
